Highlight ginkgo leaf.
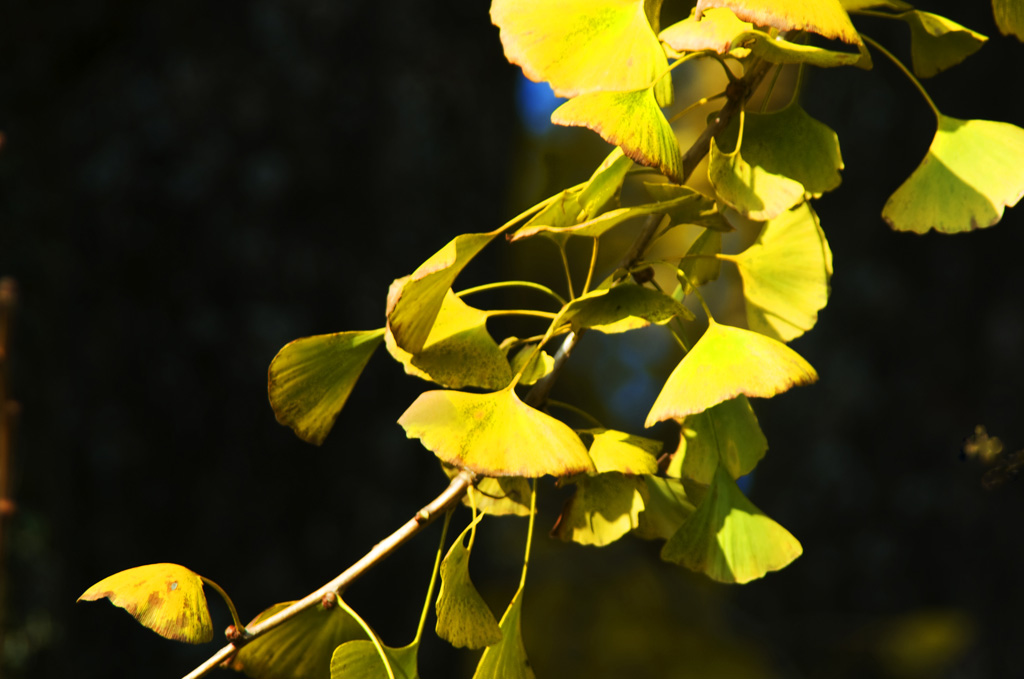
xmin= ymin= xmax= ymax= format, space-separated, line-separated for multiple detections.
xmin=676 ymin=229 xmax=722 ymax=294
xmin=668 ymin=396 xmax=768 ymax=484
xmin=840 ymin=0 xmax=911 ymax=10
xmin=883 ymin=116 xmax=1024 ymax=234
xmin=696 ymin=0 xmax=861 ymax=44
xmin=633 ymin=476 xmax=696 ymax=540
xmin=509 ymin=345 xmax=554 ymax=385
xmin=472 ymin=587 xmax=536 ymax=679
xmin=716 ymin=105 xmax=844 ymax=198
xmin=551 ymin=473 xmax=647 ymax=546
xmin=708 ymin=137 xmax=806 ymax=221
xmin=385 ymin=291 xmax=512 ymax=390
xmin=387 ymin=232 xmax=498 ymax=353
xmin=436 ymin=522 xmax=503 ymax=649
xmin=724 ymin=203 xmax=833 ymax=342
xmin=552 ymin=88 xmax=684 ymax=183
xmin=442 ymin=465 xmax=533 ymax=516
xmin=268 ymin=329 xmax=384 ymax=446
xmin=78 ymin=563 xmax=213 ymax=644
xmin=660 ymin=7 xmax=753 ymax=54
xmin=740 ymin=31 xmax=865 ymax=67
xmin=399 ymin=386 xmax=595 ymax=477
xmin=521 ymin=149 xmax=633 ymax=233
xmin=562 ymin=284 xmax=693 ymax=334
xmin=491 ymin=0 xmax=672 ymax=105
xmin=231 ymin=600 xmax=368 ymax=679
xmin=645 ymin=321 xmax=818 ymax=427
xmin=899 ymin=10 xmax=987 ymax=78
xmin=994 ymin=0 xmax=1024 ymax=40
xmin=330 ymin=640 xmax=419 ymax=679
xmin=661 ymin=464 xmax=802 ymax=583
xmin=580 ymin=428 xmax=661 ymax=474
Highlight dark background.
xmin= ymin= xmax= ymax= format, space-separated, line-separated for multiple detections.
xmin=2 ymin=1 xmax=1024 ymax=677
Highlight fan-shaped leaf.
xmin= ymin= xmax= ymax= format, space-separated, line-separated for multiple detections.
xmin=330 ymin=640 xmax=418 ymax=679
xmin=840 ymin=0 xmax=911 ymax=10
xmin=387 ymin=232 xmax=497 ymax=353
xmin=552 ymin=473 xmax=647 ymax=546
xmin=696 ymin=0 xmax=861 ymax=44
xmin=399 ymin=387 xmax=595 ymax=477
xmin=385 ymin=292 xmax=512 ymax=390
xmin=442 ymin=465 xmax=533 ymax=517
xmin=509 ymin=345 xmax=554 ymax=385
xmin=883 ymin=116 xmax=1024 ymax=233
xmin=645 ymin=321 xmax=818 ymax=427
xmin=562 ymin=284 xmax=693 ymax=334
xmin=436 ymin=522 xmax=502 ymax=649
xmin=552 ymin=88 xmax=683 ymax=183
xmin=673 ymin=228 xmax=723 ymax=294
xmin=78 ymin=564 xmax=212 ymax=644
xmin=580 ymin=428 xmax=661 ymax=474
xmin=660 ymin=7 xmax=753 ymax=54
xmin=268 ymin=329 xmax=384 ymax=446
xmin=741 ymin=31 xmax=865 ymax=66
xmin=633 ymin=476 xmax=696 ymax=540
xmin=994 ymin=0 xmax=1024 ymax=40
xmin=708 ymin=137 xmax=806 ymax=221
xmin=472 ymin=587 xmax=536 ymax=679
xmin=661 ymin=465 xmax=802 ymax=583
xmin=491 ymin=0 xmax=672 ymax=104
xmin=231 ymin=600 xmax=368 ymax=679
xmin=899 ymin=11 xmax=987 ymax=78
xmin=668 ymin=396 xmax=767 ymax=484
xmin=725 ymin=202 xmax=833 ymax=342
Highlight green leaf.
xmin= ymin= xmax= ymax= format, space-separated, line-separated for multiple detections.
xmin=708 ymin=136 xmax=806 ymax=222
xmin=899 ymin=10 xmax=987 ymax=78
xmin=840 ymin=0 xmax=911 ymax=10
xmin=509 ymin=345 xmax=554 ymax=385
xmin=645 ymin=321 xmax=818 ymax=427
xmin=670 ymin=228 xmax=723 ymax=295
xmin=552 ymin=473 xmax=647 ymax=546
xmin=661 ymin=464 xmax=802 ymax=583
xmin=994 ymin=0 xmax=1024 ymax=40
xmin=883 ymin=116 xmax=1024 ymax=234
xmin=387 ymin=232 xmax=498 ymax=353
xmin=562 ymin=283 xmax=694 ymax=334
xmin=551 ymin=88 xmax=684 ymax=183
xmin=580 ymin=428 xmax=661 ymax=474
xmin=633 ymin=476 xmax=696 ymax=540
xmin=232 ymin=601 xmax=368 ymax=679
xmin=696 ymin=0 xmax=861 ymax=44
xmin=385 ymin=291 xmax=512 ymax=390
xmin=472 ymin=587 xmax=536 ymax=679
xmin=668 ymin=396 xmax=768 ymax=484
xmin=268 ymin=329 xmax=384 ymax=446
xmin=78 ymin=563 xmax=213 ymax=644
xmin=726 ymin=203 xmax=833 ymax=342
xmin=330 ymin=640 xmax=419 ymax=679
xmin=442 ymin=465 xmax=534 ymax=516
xmin=490 ymin=0 xmax=672 ymax=105
xmin=521 ymin=149 xmax=633 ymax=234
xmin=436 ymin=522 xmax=503 ymax=649
xmin=717 ymin=105 xmax=844 ymax=199
xmin=399 ymin=386 xmax=595 ymax=477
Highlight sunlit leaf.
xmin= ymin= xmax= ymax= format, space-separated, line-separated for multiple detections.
xmin=436 ymin=522 xmax=502 ymax=649
xmin=580 ymin=428 xmax=661 ymax=474
xmin=387 ymin=232 xmax=497 ymax=353
xmin=552 ymin=88 xmax=683 ymax=183
xmin=725 ymin=203 xmax=833 ymax=342
xmin=491 ymin=0 xmax=672 ymax=104
xmin=562 ymin=284 xmax=693 ymax=334
xmin=645 ymin=321 xmax=818 ymax=427
xmin=78 ymin=563 xmax=212 ymax=644
xmin=231 ymin=600 xmax=368 ymax=679
xmin=668 ymin=397 xmax=767 ymax=484
xmin=399 ymin=386 xmax=595 ymax=477
xmin=899 ymin=11 xmax=987 ymax=78
xmin=717 ymin=105 xmax=844 ymax=198
xmin=509 ymin=345 xmax=554 ymax=385
xmin=994 ymin=0 xmax=1024 ymax=40
xmin=577 ymin=147 xmax=636 ymax=220
xmin=385 ymin=292 xmax=512 ymax=390
xmin=696 ymin=0 xmax=861 ymax=44
xmin=740 ymin=31 xmax=865 ymax=67
xmin=883 ymin=116 xmax=1024 ymax=233
xmin=472 ymin=587 xmax=536 ymax=679
xmin=840 ymin=0 xmax=911 ymax=10
xmin=633 ymin=476 xmax=696 ymax=540
xmin=552 ymin=473 xmax=647 ymax=546
xmin=330 ymin=640 xmax=418 ymax=679
xmin=660 ymin=7 xmax=753 ymax=54
xmin=442 ymin=465 xmax=533 ymax=516
xmin=708 ymin=137 xmax=806 ymax=221
xmin=268 ymin=329 xmax=384 ymax=446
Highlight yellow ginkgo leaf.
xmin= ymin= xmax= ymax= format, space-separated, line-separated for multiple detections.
xmin=472 ymin=586 xmax=536 ymax=679
xmin=708 ymin=136 xmax=806 ymax=222
xmin=633 ymin=475 xmax=696 ymax=541
xmin=899 ymin=10 xmax=987 ymax=78
xmin=994 ymin=0 xmax=1024 ymax=40
xmin=645 ymin=321 xmax=818 ymax=427
xmin=436 ymin=521 xmax=503 ymax=649
xmin=552 ymin=473 xmax=648 ymax=547
xmin=330 ymin=639 xmax=419 ymax=679
xmin=696 ymin=0 xmax=861 ymax=44
xmin=580 ymin=428 xmax=661 ymax=474
xmin=660 ymin=7 xmax=753 ymax=54
xmin=399 ymin=386 xmax=595 ymax=477
xmin=78 ymin=563 xmax=213 ymax=644
xmin=668 ymin=396 xmax=768 ymax=484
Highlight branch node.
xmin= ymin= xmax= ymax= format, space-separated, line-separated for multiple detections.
xmin=320 ymin=591 xmax=338 ymax=610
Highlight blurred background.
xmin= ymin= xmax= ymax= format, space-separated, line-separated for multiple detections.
xmin=2 ymin=1 xmax=1024 ymax=677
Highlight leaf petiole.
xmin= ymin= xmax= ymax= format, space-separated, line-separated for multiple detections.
xmin=458 ymin=280 xmax=567 ymax=307
xmin=861 ymin=34 xmax=940 ymax=120
xmin=413 ymin=509 xmax=452 ymax=645
xmin=199 ymin=576 xmax=245 ymax=637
